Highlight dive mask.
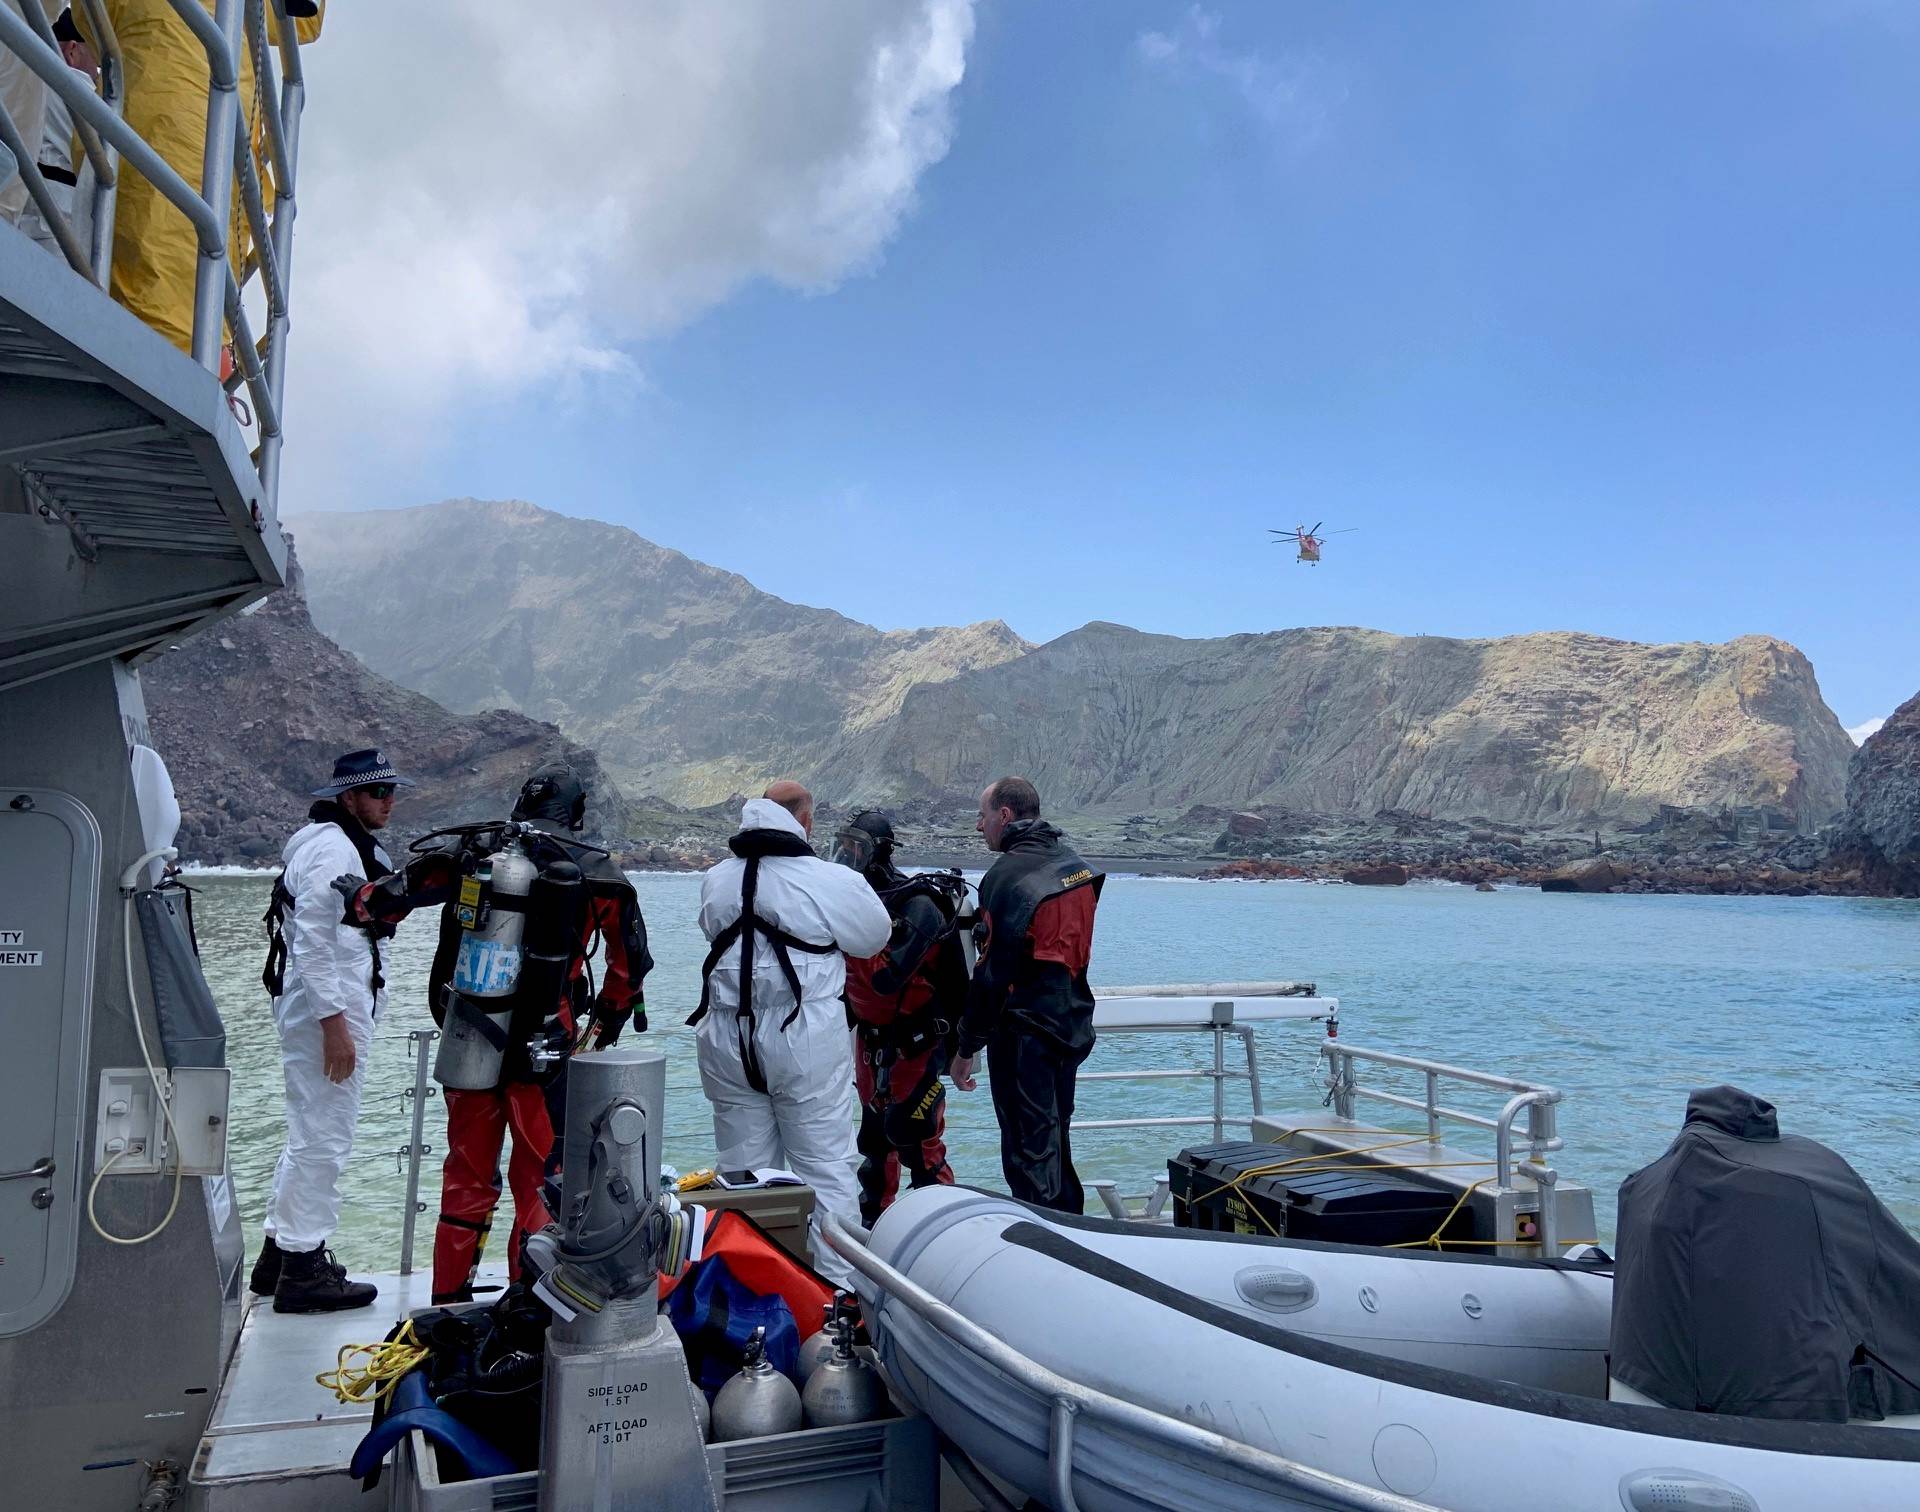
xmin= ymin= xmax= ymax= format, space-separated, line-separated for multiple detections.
xmin=831 ymin=828 xmax=876 ymax=871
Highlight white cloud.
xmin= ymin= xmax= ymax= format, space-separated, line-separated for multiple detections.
xmin=280 ymin=1 xmax=974 ymax=509
xmin=1847 ymin=716 xmax=1887 ymax=745
xmin=1135 ymin=7 xmax=1341 ymax=146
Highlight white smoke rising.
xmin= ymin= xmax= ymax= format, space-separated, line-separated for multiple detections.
xmin=282 ymin=1 xmax=974 ymax=508
xmin=1847 ymin=716 xmax=1887 ymax=745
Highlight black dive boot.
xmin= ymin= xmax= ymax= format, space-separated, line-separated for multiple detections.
xmin=273 ymin=1246 xmax=377 ymax=1314
xmin=249 ymin=1235 xmax=283 ymax=1295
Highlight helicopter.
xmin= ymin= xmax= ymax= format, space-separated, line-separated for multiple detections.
xmin=1269 ymin=522 xmax=1356 ymax=564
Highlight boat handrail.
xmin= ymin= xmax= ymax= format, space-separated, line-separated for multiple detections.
xmin=1318 ymin=1039 xmax=1566 ymax=1248
xmin=1069 ymin=987 xmax=1336 ymax=1218
xmin=1094 ymin=979 xmax=1318 ymax=999
xmin=0 ymin=0 xmax=305 ymax=507
xmin=819 ymin=1211 xmax=1444 ymax=1512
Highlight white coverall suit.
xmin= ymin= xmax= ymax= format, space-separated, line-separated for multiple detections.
xmin=695 ymin=799 xmax=890 ymax=1283
xmin=265 ymin=818 xmax=389 ymax=1252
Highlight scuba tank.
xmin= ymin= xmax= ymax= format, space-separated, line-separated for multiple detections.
xmin=800 ymin=1313 xmax=885 ymax=1428
xmin=512 ymin=859 xmax=587 ymax=1076
xmin=434 ymin=843 xmax=538 ymax=1090
xmin=798 ymin=1292 xmax=857 ymax=1382
xmin=711 ymin=1326 xmax=801 ymax=1442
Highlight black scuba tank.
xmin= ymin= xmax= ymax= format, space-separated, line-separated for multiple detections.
xmin=510 ymin=859 xmax=588 ymax=1047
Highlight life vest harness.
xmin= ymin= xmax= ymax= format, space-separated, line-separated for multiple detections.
xmin=262 ymin=802 xmax=397 ymax=999
xmin=686 ymin=831 xmax=836 ymax=1095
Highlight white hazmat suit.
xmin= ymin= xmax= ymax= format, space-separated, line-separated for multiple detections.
xmin=695 ymin=798 xmax=890 ymax=1283
xmin=265 ymin=817 xmax=389 ymax=1252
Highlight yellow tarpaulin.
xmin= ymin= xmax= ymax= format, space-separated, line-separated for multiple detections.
xmin=75 ymin=0 xmax=323 ymax=353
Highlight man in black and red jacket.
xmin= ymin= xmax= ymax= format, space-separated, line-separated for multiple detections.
xmin=834 ymin=811 xmax=970 ymax=1224
xmin=949 ymin=777 xmax=1103 ymax=1213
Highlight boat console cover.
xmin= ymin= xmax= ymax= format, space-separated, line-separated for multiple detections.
xmin=1611 ymin=1085 xmax=1920 ymax=1423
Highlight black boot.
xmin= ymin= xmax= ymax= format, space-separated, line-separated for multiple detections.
xmin=273 ymin=1246 xmax=378 ymax=1314
xmin=249 ymin=1236 xmax=283 ymax=1296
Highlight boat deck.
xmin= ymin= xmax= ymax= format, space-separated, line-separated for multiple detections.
xmin=190 ymin=1263 xmax=510 ymax=1512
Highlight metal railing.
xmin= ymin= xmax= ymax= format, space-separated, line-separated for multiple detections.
xmin=394 ymin=1028 xmax=438 ymax=1276
xmin=1073 ymin=1016 xmax=1266 ymax=1219
xmin=0 ymin=0 xmax=307 ymax=509
xmin=375 ymin=995 xmax=1332 ymax=1267
xmin=1319 ymin=1039 xmax=1566 ymax=1250
xmin=1067 ymin=986 xmax=1333 ymax=1219
xmin=820 ymin=1211 xmax=1442 ymax=1512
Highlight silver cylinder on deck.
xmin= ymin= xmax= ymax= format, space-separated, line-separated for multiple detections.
xmin=537 ymin=1049 xmax=716 ymax=1512
xmin=559 ymin=1048 xmax=666 ymax=1213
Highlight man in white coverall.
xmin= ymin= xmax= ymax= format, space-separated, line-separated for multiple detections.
xmin=252 ymin=748 xmax=415 ymax=1312
xmin=692 ymin=781 xmax=890 ymax=1283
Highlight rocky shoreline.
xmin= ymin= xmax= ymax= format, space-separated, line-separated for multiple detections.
xmin=879 ymin=798 xmax=1914 ymax=898
xmin=174 ymin=813 xmax=1910 ymax=900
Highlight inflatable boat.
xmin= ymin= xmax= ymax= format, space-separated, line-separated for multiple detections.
xmin=854 ymin=1185 xmax=1920 ymax=1512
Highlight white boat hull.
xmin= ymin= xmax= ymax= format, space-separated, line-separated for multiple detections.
xmin=860 ymin=1186 xmax=1920 ymax=1512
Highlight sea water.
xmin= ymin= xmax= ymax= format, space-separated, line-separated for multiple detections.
xmin=185 ymin=871 xmax=1920 ymax=1261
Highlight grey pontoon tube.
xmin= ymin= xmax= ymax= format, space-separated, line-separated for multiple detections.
xmin=819 ymin=1212 xmax=1444 ymax=1512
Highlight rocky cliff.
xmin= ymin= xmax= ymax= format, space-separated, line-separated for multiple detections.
xmin=818 ymin=621 xmax=1854 ymax=828
xmin=289 ymin=500 xmax=1030 ymax=805
xmin=290 ymin=500 xmax=1855 ymax=832
xmin=1833 ymin=690 xmax=1920 ymax=894
xmin=141 ymin=539 xmax=638 ymax=865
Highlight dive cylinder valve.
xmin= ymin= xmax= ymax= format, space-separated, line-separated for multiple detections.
xmin=712 ymin=1326 xmax=802 ymax=1442
xmin=798 ymin=1292 xmax=858 ymax=1382
xmin=800 ymin=1312 xmax=885 ymax=1428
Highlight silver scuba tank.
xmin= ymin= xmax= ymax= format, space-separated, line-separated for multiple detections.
xmin=711 ymin=1326 xmax=801 ymax=1442
xmin=434 ymin=842 xmax=538 ymax=1090
xmin=800 ymin=1314 xmax=885 ymax=1428
xmin=455 ymin=844 xmax=537 ymax=996
xmin=798 ymin=1292 xmax=855 ymax=1382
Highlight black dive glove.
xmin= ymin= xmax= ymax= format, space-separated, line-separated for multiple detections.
xmin=339 ymin=853 xmax=459 ymax=926
xmin=589 ymin=997 xmax=644 ymax=1046
xmin=330 ymin=873 xmax=368 ymax=922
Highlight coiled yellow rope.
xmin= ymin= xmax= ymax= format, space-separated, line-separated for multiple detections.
xmin=316 ymin=1320 xmax=431 ymax=1406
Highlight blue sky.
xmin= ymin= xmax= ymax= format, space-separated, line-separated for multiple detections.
xmin=302 ymin=3 xmax=1917 ymax=732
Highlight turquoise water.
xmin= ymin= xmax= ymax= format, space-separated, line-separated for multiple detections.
xmin=187 ymin=872 xmax=1920 ymax=1265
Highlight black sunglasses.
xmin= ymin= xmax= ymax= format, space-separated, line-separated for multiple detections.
xmin=359 ymin=783 xmax=398 ymax=800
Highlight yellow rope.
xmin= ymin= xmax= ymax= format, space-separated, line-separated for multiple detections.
xmin=1417 ymin=1237 xmax=1601 ymax=1249
xmin=1185 ymin=1127 xmax=1585 ymax=1253
xmin=1384 ymin=1175 xmax=1494 ymax=1250
xmin=316 ymin=1321 xmax=430 ymax=1406
xmin=1185 ymin=1128 xmax=1499 ymax=1238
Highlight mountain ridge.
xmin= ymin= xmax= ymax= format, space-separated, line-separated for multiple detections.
xmin=291 ymin=499 xmax=1855 ymax=830
xmin=292 ymin=498 xmax=1029 ymax=804
xmin=140 ymin=537 xmax=643 ymax=864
